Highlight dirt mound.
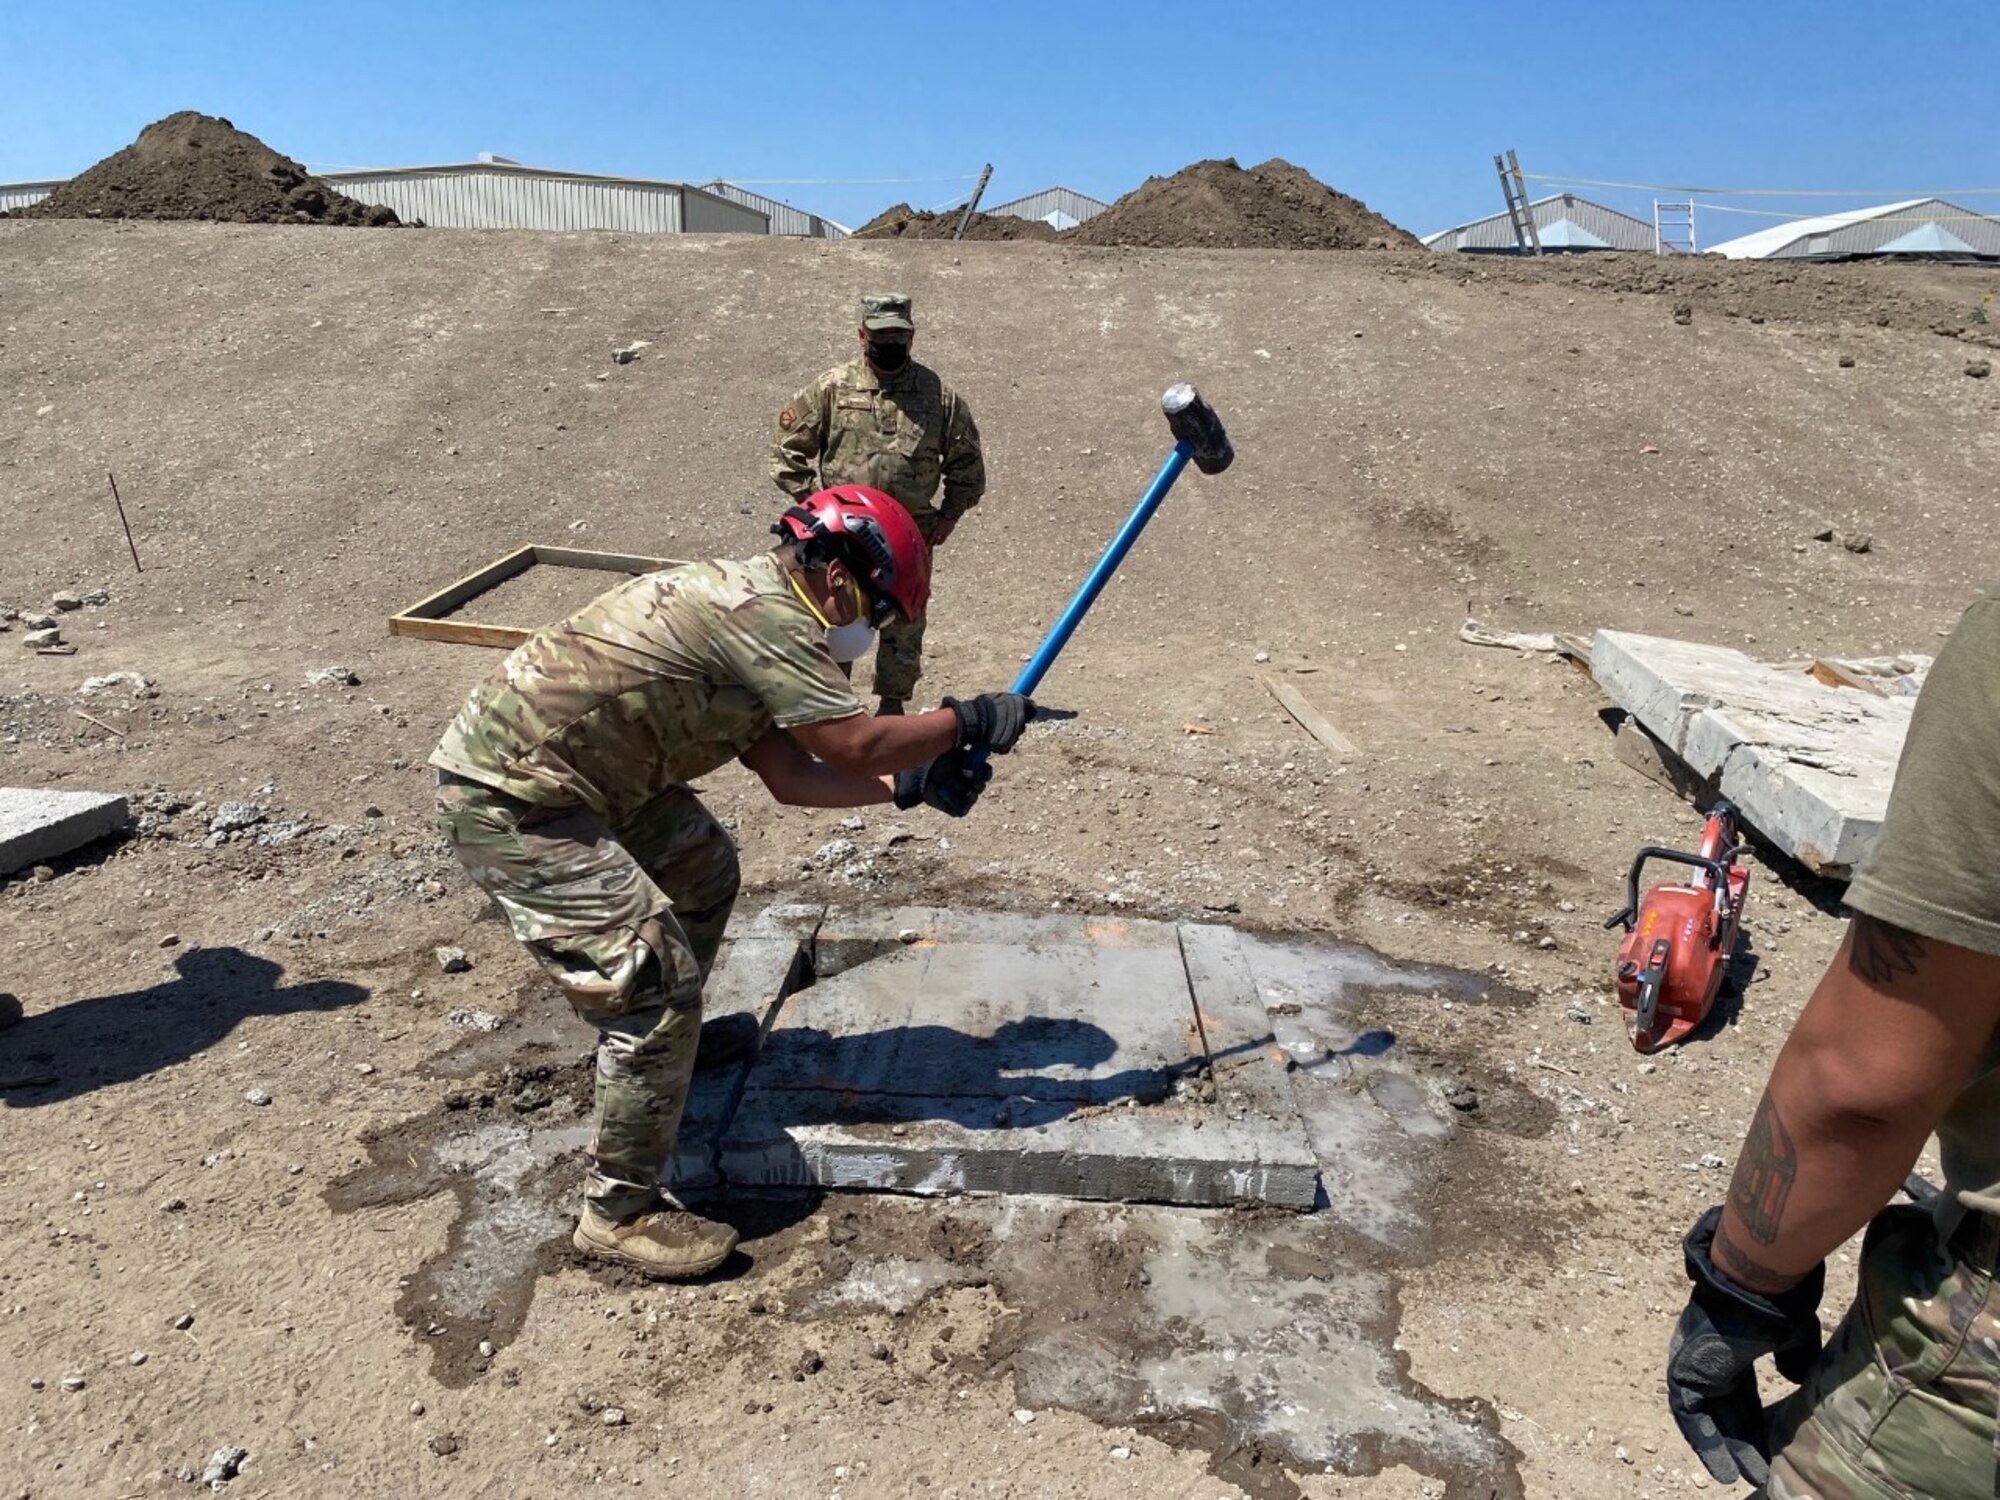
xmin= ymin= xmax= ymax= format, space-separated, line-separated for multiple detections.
xmin=15 ymin=111 xmax=399 ymax=227
xmin=855 ymin=202 xmax=1058 ymax=242
xmin=1068 ymin=157 xmax=1416 ymax=251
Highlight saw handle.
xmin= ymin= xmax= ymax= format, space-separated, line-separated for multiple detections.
xmin=1604 ymin=847 xmax=1738 ymax=932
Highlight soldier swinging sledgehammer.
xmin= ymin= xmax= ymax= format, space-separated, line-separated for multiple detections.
xmin=430 ymin=487 xmax=1034 ymax=1278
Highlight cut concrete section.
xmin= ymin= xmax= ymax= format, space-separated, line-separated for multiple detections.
xmin=0 ymin=787 xmax=130 ymax=877
xmin=692 ymin=906 xmax=1322 ymax=1208
xmin=1593 ymin=631 xmax=1928 ymax=877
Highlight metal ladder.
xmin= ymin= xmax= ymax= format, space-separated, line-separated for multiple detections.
xmin=1653 ymin=200 xmax=1696 ymax=255
xmin=1494 ymin=150 xmax=1542 ymax=255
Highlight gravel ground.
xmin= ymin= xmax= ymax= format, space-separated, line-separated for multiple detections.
xmin=2 ymin=221 xmax=1997 ymax=1498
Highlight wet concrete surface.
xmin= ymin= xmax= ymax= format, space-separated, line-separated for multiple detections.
xmin=326 ymin=906 xmax=1536 ymax=1493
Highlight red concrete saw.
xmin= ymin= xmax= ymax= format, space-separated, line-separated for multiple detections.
xmin=1603 ymin=801 xmax=1751 ymax=1052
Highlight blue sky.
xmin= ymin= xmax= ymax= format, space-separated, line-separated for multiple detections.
xmin=2 ymin=1 xmax=1995 ymax=240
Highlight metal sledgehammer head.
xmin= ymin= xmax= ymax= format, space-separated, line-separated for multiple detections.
xmin=1161 ymin=383 xmax=1234 ymax=475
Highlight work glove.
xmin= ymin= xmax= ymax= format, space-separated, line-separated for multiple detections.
xmin=1666 ymin=1205 xmax=1825 ymax=1487
xmin=944 ymin=692 xmax=1036 ymax=754
xmin=892 ymin=748 xmax=993 ymax=818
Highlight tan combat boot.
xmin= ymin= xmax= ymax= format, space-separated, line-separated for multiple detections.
xmin=572 ymin=1202 xmax=739 ymax=1279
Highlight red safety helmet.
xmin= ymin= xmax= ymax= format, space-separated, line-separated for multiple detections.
xmin=773 ymin=485 xmax=930 ymax=625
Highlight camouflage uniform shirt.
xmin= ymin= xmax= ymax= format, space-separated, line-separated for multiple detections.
xmin=770 ymin=355 xmax=985 ymax=526
xmin=430 ymin=554 xmax=862 ymax=821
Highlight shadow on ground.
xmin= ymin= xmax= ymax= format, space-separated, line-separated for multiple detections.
xmin=0 ymin=947 xmax=367 ymax=1106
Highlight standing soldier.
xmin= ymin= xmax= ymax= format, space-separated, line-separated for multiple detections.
xmin=771 ymin=292 xmax=985 ymax=716
xmin=430 ymin=487 xmax=1034 ymax=1278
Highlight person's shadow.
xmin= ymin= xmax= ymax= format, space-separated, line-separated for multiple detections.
xmin=743 ymin=1015 xmax=1193 ymax=1131
xmin=1 ymin=947 xmax=368 ymax=1107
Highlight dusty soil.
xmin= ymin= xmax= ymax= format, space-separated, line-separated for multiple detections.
xmin=856 ymin=203 xmax=1061 ymax=242
xmin=1068 ymin=158 xmax=1420 ymax=250
xmin=3 ymin=221 xmax=2000 ymax=1498
xmin=14 ymin=111 xmax=399 ymax=227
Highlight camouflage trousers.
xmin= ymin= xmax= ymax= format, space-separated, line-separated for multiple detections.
xmin=435 ymin=772 xmax=739 ymax=1220
xmin=1762 ymin=1206 xmax=2000 ymax=1499
xmin=871 ymin=612 xmax=926 ymax=702
xmin=871 ymin=512 xmax=947 ymax=702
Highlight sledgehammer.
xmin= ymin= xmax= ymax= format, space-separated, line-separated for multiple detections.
xmin=1009 ymin=383 xmax=1232 ymax=697
xmin=974 ymin=384 xmax=1232 ymax=763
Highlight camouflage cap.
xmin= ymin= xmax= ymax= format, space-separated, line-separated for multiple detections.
xmin=858 ymin=292 xmax=915 ymax=332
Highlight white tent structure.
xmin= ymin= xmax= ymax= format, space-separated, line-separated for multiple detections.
xmin=1706 ymin=198 xmax=2000 ymax=261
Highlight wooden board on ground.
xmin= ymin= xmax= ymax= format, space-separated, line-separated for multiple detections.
xmin=1260 ymin=673 xmax=1358 ymax=758
xmin=389 ymin=544 xmax=674 ymax=649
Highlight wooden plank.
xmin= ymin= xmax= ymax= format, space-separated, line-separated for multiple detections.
xmin=388 ymin=616 xmax=532 ymax=650
xmin=1809 ymin=658 xmax=1889 ymax=697
xmin=389 ymin=542 xmax=684 ymax=650
xmin=1613 ymin=718 xmax=1715 ymax=803
xmin=395 ymin=544 xmax=538 ymax=623
xmin=531 ymin=545 xmax=672 ymax=574
xmin=1260 ymin=673 xmax=1358 ymax=758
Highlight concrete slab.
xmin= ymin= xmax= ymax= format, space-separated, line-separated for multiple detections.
xmin=0 ymin=787 xmax=130 ymax=877
xmin=668 ymin=905 xmax=822 ymax=1192
xmin=698 ymin=906 xmax=1322 ymax=1208
xmin=1593 ymin=631 xmax=1926 ymax=876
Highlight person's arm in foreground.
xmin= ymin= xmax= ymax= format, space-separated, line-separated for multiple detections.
xmin=739 ymin=692 xmax=1034 ymax=816
xmin=1714 ymin=917 xmax=2000 ymax=1294
xmin=1670 ymin=586 xmax=2000 ymax=1487
xmin=739 ymin=729 xmax=896 ymax=808
xmin=1669 ymin=918 xmax=2000 ymax=1486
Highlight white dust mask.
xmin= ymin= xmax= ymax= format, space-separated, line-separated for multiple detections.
xmin=825 ymin=616 xmax=876 ymax=664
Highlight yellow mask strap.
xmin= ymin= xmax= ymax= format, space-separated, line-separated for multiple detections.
xmin=787 ymin=571 xmax=836 ymax=630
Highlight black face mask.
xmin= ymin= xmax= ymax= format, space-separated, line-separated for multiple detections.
xmin=867 ymin=338 xmax=912 ymax=373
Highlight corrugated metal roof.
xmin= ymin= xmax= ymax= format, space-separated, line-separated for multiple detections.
xmin=0 ymin=181 xmax=60 ymax=214
xmin=316 ymin=161 xmax=769 ymax=233
xmin=1705 ymin=198 xmax=2000 ymax=260
xmin=1423 ymin=193 xmax=1658 ymax=253
xmin=986 ymin=186 xmax=1110 ymax=227
xmin=701 ymin=181 xmax=848 ymax=239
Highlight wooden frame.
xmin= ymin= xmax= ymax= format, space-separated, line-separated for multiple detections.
xmin=388 ymin=544 xmax=674 ymax=649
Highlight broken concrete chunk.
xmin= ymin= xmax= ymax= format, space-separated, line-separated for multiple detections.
xmin=201 ymin=1446 xmax=248 ymax=1486
xmin=51 ymin=590 xmax=83 ymax=612
xmin=304 ymin=666 xmax=360 ymax=688
xmin=208 ymin=802 xmax=267 ymax=836
xmin=78 ymin=671 xmax=152 ymax=698
xmin=1592 ymin=630 xmax=1927 ymax=877
xmin=435 ymin=946 xmax=472 ymax=974
xmin=0 ymin=788 xmax=131 ymax=878
xmin=23 ymin=628 xmax=61 ymax=650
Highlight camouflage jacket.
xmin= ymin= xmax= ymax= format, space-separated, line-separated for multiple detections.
xmin=430 ymin=554 xmax=862 ymax=820
xmin=770 ymin=355 xmax=985 ymax=525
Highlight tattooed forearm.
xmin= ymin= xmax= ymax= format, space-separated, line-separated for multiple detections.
xmin=1728 ymin=1092 xmax=1798 ymax=1246
xmin=1849 ymin=914 xmax=1929 ymax=985
xmin=1712 ymin=1223 xmax=1805 ymax=1294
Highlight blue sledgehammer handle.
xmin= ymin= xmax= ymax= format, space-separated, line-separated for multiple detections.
xmin=967 ymin=439 xmax=1195 ymax=768
xmin=1012 ymin=438 xmax=1193 ymax=699
xmin=960 ymin=381 xmax=1232 ymax=769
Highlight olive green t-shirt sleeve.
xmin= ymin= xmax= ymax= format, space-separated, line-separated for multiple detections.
xmin=709 ymin=591 xmax=864 ymax=731
xmin=1846 ymin=588 xmax=2000 ymax=956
